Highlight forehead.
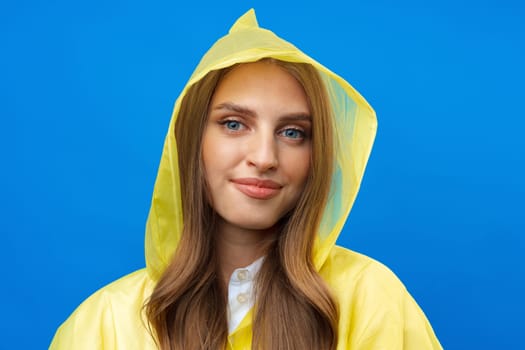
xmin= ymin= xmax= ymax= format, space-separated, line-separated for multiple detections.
xmin=210 ymin=61 xmax=310 ymax=114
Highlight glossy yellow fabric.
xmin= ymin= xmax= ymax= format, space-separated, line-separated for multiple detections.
xmin=50 ymin=9 xmax=442 ymax=349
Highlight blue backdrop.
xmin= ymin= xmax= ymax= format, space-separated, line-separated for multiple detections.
xmin=3 ymin=0 xmax=524 ymax=348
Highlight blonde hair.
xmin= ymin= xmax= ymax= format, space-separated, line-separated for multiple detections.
xmin=146 ymin=59 xmax=338 ymax=349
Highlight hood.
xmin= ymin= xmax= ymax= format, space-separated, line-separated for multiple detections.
xmin=145 ymin=9 xmax=377 ymax=281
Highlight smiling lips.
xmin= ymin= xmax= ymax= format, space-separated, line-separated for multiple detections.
xmin=231 ymin=178 xmax=282 ymax=199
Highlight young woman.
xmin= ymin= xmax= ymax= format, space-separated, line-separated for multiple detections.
xmin=50 ymin=9 xmax=442 ymax=349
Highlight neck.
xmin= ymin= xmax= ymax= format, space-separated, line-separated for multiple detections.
xmin=215 ymin=219 xmax=278 ymax=285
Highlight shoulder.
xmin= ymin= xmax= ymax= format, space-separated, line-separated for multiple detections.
xmin=320 ymin=246 xmax=442 ymax=349
xmin=50 ymin=269 xmax=157 ymax=349
xmin=321 ymin=246 xmax=406 ymax=296
xmin=71 ymin=268 xmax=155 ymax=314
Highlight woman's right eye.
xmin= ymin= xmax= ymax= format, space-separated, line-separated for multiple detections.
xmin=225 ymin=120 xmax=241 ymax=130
xmin=219 ymin=119 xmax=244 ymax=131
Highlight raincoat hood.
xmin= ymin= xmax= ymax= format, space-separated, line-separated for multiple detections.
xmin=145 ymin=9 xmax=377 ymax=281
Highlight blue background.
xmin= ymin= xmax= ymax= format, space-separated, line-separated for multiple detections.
xmin=2 ymin=0 xmax=524 ymax=348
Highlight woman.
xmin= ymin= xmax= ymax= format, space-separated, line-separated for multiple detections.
xmin=50 ymin=9 xmax=442 ymax=349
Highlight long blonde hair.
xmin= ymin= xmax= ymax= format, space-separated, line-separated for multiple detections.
xmin=145 ymin=58 xmax=338 ymax=349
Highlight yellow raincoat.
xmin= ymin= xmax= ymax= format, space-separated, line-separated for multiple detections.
xmin=50 ymin=9 xmax=442 ymax=350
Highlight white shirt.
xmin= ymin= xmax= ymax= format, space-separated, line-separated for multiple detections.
xmin=227 ymin=257 xmax=264 ymax=333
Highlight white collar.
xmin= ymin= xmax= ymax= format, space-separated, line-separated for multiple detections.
xmin=227 ymin=256 xmax=264 ymax=333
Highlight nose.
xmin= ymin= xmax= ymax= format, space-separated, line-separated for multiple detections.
xmin=246 ymin=129 xmax=279 ymax=172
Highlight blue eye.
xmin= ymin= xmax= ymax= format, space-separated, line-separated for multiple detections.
xmin=225 ymin=120 xmax=241 ymax=130
xmin=281 ymin=128 xmax=304 ymax=139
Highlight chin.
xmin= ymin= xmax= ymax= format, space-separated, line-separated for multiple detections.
xmin=237 ymin=219 xmax=280 ymax=231
xmin=225 ymin=213 xmax=284 ymax=232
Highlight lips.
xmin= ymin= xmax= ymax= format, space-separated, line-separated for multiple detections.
xmin=231 ymin=178 xmax=282 ymax=199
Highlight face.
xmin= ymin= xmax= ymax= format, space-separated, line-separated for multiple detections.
xmin=201 ymin=61 xmax=312 ymax=232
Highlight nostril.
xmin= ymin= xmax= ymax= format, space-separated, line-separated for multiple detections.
xmin=246 ymin=137 xmax=279 ymax=171
xmin=247 ymin=157 xmax=279 ymax=172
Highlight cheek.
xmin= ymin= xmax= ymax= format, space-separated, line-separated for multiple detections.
xmin=201 ymin=131 xmax=218 ymax=188
xmin=283 ymin=147 xmax=311 ymax=184
xmin=202 ymin=130 xmax=220 ymax=172
xmin=202 ymin=131 xmax=241 ymax=183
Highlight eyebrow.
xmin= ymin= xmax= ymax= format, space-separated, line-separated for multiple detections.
xmin=212 ymin=102 xmax=312 ymax=122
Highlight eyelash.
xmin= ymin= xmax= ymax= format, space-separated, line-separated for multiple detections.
xmin=218 ymin=119 xmax=246 ymax=131
xmin=218 ymin=118 xmax=307 ymax=140
xmin=279 ymin=127 xmax=305 ymax=139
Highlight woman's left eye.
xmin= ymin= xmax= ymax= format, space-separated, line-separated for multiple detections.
xmin=280 ymin=128 xmax=304 ymax=139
